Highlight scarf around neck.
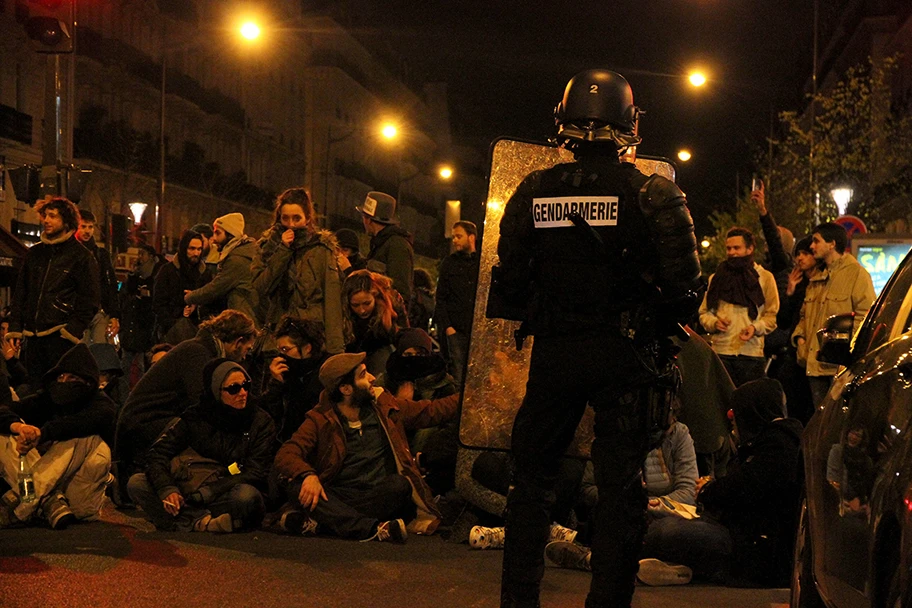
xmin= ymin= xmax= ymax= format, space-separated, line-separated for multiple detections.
xmin=706 ymin=255 xmax=765 ymax=321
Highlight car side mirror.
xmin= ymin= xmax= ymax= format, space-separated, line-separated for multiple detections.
xmin=816 ymin=312 xmax=855 ymax=366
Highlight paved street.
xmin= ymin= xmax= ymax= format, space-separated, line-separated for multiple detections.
xmin=0 ymin=501 xmax=789 ymax=608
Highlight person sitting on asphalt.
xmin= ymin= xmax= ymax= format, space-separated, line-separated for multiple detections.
xmin=127 ymin=359 xmax=276 ymax=533
xmin=259 ymin=316 xmax=328 ymax=446
xmin=0 ymin=343 xmax=116 ymax=529
xmin=89 ymin=343 xmax=130 ymax=408
xmin=273 ymin=352 xmax=459 ymax=542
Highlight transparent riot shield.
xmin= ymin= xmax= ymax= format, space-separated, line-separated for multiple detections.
xmin=459 ymin=137 xmax=676 ymax=457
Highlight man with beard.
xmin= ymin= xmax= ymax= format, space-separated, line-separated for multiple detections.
xmin=76 ymin=210 xmax=121 ymax=345
xmin=435 ymin=220 xmax=479 ymax=384
xmin=699 ymin=227 xmax=779 ymax=387
xmin=6 ymin=198 xmax=100 ymax=382
xmin=252 ymin=188 xmax=345 ymax=354
xmin=0 ymin=343 xmax=116 ymax=529
xmin=120 ymin=245 xmax=165 ymax=384
xmin=190 ymin=223 xmax=220 ymax=271
xmin=153 ymin=230 xmax=213 ymax=343
xmin=259 ymin=316 xmax=328 ymax=444
xmin=273 ymin=352 xmax=458 ymax=541
xmin=357 ymin=192 xmax=414 ymax=306
xmin=185 ymin=213 xmax=260 ymax=326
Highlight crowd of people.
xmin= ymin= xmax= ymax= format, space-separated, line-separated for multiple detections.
xmin=0 ymin=166 xmax=878 ymax=596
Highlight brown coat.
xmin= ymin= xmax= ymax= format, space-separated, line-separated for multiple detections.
xmin=274 ymin=389 xmax=459 ymax=534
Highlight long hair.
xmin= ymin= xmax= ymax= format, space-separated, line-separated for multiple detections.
xmin=273 ymin=187 xmax=316 ymax=230
xmin=342 ymin=270 xmax=398 ymax=340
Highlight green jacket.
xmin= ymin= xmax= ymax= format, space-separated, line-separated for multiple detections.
xmin=185 ymin=236 xmax=260 ymax=326
xmin=251 ymin=227 xmax=345 ymax=354
xmin=792 ymin=253 xmax=875 ymax=377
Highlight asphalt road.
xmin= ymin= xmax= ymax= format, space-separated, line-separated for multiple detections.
xmin=0 ymin=502 xmax=789 ymax=608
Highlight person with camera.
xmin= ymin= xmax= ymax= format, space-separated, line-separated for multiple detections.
xmin=490 ymin=69 xmax=702 ymax=608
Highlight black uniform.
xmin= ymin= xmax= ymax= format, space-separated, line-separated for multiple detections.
xmin=494 ymin=153 xmax=701 ymax=608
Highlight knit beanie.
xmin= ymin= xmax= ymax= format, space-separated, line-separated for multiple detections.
xmin=209 ymin=361 xmax=250 ymax=401
xmin=214 ymin=213 xmax=245 ymax=239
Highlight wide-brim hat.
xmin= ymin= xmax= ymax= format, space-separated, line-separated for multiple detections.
xmin=356 ymin=192 xmax=399 ymax=225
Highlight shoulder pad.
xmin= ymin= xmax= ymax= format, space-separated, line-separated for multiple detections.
xmin=638 ymin=175 xmax=686 ymax=215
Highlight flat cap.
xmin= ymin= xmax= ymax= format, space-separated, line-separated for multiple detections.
xmin=319 ymin=352 xmax=367 ymax=389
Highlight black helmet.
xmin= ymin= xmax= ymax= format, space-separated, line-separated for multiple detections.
xmin=554 ymin=69 xmax=642 ymax=147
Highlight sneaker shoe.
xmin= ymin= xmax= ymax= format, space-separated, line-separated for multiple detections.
xmin=469 ymin=525 xmax=505 ymax=550
xmin=636 ymin=558 xmax=692 ymax=586
xmin=279 ymin=509 xmax=318 ymax=536
xmin=42 ymin=493 xmax=76 ymax=530
xmin=545 ymin=540 xmax=591 ymax=571
xmin=193 ymin=512 xmax=233 ymax=534
xmin=549 ymin=522 xmax=578 ymax=544
xmin=363 ymin=518 xmax=407 ymax=543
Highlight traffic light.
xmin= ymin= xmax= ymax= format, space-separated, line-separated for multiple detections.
xmin=23 ymin=0 xmax=74 ymax=53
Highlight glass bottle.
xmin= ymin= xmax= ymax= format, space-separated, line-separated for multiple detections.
xmin=18 ymin=454 xmax=35 ymax=503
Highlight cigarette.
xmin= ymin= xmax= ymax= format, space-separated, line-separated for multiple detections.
xmin=163 ymin=500 xmax=179 ymax=509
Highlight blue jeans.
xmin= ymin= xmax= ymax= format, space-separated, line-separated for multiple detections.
xmin=446 ymin=332 xmax=470 ymax=386
xmin=641 ymin=515 xmax=733 ymax=581
xmin=127 ymin=473 xmax=265 ymax=531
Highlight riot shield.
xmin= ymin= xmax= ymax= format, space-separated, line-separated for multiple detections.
xmin=459 ymin=137 xmax=676 ymax=458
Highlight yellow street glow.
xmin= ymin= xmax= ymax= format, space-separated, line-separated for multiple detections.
xmin=439 ymin=166 xmax=453 ymax=180
xmin=381 ymin=124 xmax=398 ymax=140
xmin=701 ymin=239 xmax=711 ymax=249
xmin=240 ymin=22 xmax=261 ymax=40
xmin=678 ymin=149 xmax=692 ymax=162
xmin=688 ymin=72 xmax=707 ymax=87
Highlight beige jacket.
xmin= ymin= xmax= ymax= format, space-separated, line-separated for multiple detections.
xmin=792 ymin=253 xmax=875 ymax=377
xmin=698 ymin=262 xmax=779 ymax=358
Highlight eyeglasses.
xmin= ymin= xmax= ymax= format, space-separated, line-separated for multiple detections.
xmin=278 ymin=345 xmax=300 ymax=355
xmin=221 ymin=381 xmax=251 ymax=395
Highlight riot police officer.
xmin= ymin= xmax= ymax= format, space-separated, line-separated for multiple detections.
xmin=492 ymin=69 xmax=703 ymax=608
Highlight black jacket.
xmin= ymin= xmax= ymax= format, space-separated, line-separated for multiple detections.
xmin=9 ymin=232 xmax=100 ymax=341
xmin=120 ymin=259 xmax=165 ymax=352
xmin=83 ymin=236 xmax=121 ymax=319
xmin=143 ymin=402 xmax=275 ymax=502
xmin=0 ymin=343 xmax=116 ymax=446
xmin=435 ymin=251 xmax=479 ymax=335
xmin=367 ymin=225 xmax=414 ymax=303
xmin=153 ymin=237 xmax=213 ymax=339
xmin=115 ymin=328 xmax=221 ymax=463
xmin=258 ymin=354 xmax=326 ymax=444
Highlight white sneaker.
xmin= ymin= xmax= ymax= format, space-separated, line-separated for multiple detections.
xmin=469 ymin=525 xmax=505 ymax=550
xmin=636 ymin=558 xmax=693 ymax=586
xmin=549 ymin=522 xmax=578 ymax=544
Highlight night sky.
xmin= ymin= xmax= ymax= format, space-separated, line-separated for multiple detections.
xmin=337 ymin=0 xmax=819 ymax=236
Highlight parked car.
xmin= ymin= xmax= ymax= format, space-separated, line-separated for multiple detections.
xmin=792 ymin=250 xmax=912 ymax=608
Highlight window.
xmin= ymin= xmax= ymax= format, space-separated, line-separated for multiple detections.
xmin=855 ymin=252 xmax=912 ymax=354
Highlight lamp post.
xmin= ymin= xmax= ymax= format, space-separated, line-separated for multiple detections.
xmin=155 ymin=18 xmax=262 ymax=252
xmin=128 ymin=201 xmax=147 ymax=245
xmin=831 ymin=187 xmax=853 ymax=216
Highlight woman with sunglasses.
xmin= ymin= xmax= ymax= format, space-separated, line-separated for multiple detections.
xmin=127 ymin=358 xmax=276 ymax=533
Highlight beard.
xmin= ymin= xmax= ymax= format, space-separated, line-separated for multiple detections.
xmin=187 ymin=253 xmax=201 ymax=264
xmin=351 ymin=385 xmax=374 ymax=407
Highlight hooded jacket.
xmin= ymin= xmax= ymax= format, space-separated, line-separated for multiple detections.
xmin=0 ymin=343 xmax=116 ymax=447
xmin=367 ymin=224 xmax=414 ymax=304
xmin=252 ymin=226 xmax=345 ymax=353
xmin=8 ymin=231 xmax=100 ymax=343
xmin=274 ymin=389 xmax=459 ymax=535
xmin=184 ymin=235 xmax=260 ymax=326
xmin=142 ymin=358 xmax=276 ymax=503
xmin=153 ymin=235 xmax=213 ymax=339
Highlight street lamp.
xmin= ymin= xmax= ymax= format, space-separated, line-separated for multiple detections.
xmin=381 ymin=123 xmax=398 ymax=140
xmin=831 ymin=187 xmax=853 ymax=216
xmin=439 ymin=166 xmax=454 ymax=180
xmin=129 ymin=201 xmax=148 ymax=244
xmin=677 ymin=149 xmax=692 ymax=162
xmin=688 ymin=71 xmax=707 ymax=87
xmin=155 ymin=18 xmax=263 ymax=251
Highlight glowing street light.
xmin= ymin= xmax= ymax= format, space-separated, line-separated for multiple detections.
xmin=677 ymin=149 xmax=692 ymax=162
xmin=439 ymin=166 xmax=454 ymax=180
xmin=239 ymin=21 xmax=261 ymax=41
xmin=701 ymin=238 xmax=711 ymax=249
xmin=381 ymin=123 xmax=398 ymax=140
xmin=688 ymin=71 xmax=707 ymax=87
xmin=831 ymin=187 xmax=853 ymax=216
xmin=129 ymin=201 xmax=148 ymax=225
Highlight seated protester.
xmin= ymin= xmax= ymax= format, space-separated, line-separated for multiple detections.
xmin=273 ymin=352 xmax=459 ymax=542
xmin=386 ymin=328 xmax=458 ymax=495
xmin=342 ymin=270 xmax=403 ymax=386
xmin=260 ymin=316 xmax=328 ymax=445
xmin=115 ymin=311 xmax=257 ymax=502
xmin=549 ymin=419 xmax=732 ymax=586
xmin=0 ymin=344 xmax=116 ymax=529
xmin=459 ymin=447 xmax=585 ymax=550
xmin=1 ymin=316 xmax=29 ymax=398
xmin=128 ymin=359 xmax=276 ymax=533
xmin=696 ymin=377 xmax=803 ymax=587
xmin=89 ymin=343 xmax=129 ymax=408
xmin=146 ymin=343 xmax=173 ymax=368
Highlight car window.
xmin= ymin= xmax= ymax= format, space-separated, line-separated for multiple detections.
xmin=855 ymin=251 xmax=912 ymax=354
